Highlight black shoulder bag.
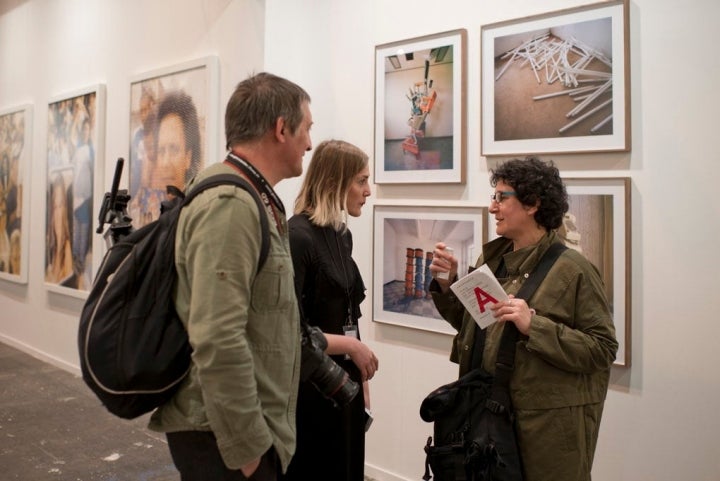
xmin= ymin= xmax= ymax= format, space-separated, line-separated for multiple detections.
xmin=420 ymin=242 xmax=567 ymax=481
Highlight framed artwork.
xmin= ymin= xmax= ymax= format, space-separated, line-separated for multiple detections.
xmin=0 ymin=104 xmax=32 ymax=284
xmin=46 ymin=85 xmax=106 ymax=298
xmin=373 ymin=205 xmax=487 ymax=334
xmin=561 ymin=177 xmax=631 ymax=366
xmin=481 ymin=0 xmax=630 ymax=156
xmin=374 ymin=29 xmax=466 ymax=184
xmin=128 ymin=56 xmax=219 ymax=228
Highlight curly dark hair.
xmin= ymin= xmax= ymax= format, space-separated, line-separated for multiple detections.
xmin=490 ymin=156 xmax=568 ymax=230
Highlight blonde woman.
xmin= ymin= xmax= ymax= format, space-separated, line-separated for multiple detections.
xmin=285 ymin=140 xmax=378 ymax=481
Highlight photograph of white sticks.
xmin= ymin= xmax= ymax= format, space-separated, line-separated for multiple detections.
xmin=480 ymin=0 xmax=629 ymax=155
xmin=496 ymin=29 xmax=613 ymax=136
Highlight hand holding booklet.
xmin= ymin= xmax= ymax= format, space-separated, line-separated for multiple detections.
xmin=449 ymin=264 xmax=508 ymax=329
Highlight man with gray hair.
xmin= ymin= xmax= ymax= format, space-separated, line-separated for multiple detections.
xmin=150 ymin=72 xmax=314 ymax=481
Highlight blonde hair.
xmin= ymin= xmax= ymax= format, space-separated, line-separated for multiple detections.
xmin=294 ymin=139 xmax=368 ymax=230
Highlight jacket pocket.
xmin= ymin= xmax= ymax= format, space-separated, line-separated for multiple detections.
xmin=250 ymin=254 xmax=294 ymax=312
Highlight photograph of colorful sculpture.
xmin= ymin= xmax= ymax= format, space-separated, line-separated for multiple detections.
xmin=374 ymin=29 xmax=466 ymax=183
xmin=401 ymin=60 xmax=437 ymax=158
xmin=383 ymin=47 xmax=451 ymax=171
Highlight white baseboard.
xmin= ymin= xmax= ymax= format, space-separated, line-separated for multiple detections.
xmin=0 ymin=334 xmax=81 ymax=376
xmin=365 ymin=462 xmax=413 ymax=481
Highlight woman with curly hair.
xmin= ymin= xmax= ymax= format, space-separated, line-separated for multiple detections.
xmin=430 ymin=156 xmax=618 ymax=481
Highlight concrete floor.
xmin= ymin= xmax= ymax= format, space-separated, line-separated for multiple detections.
xmin=0 ymin=342 xmax=381 ymax=481
xmin=0 ymin=341 xmax=176 ymax=480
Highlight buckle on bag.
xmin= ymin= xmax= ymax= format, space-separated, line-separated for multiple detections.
xmin=486 ymin=399 xmax=506 ymax=414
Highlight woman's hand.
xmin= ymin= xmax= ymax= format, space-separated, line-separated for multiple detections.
xmin=490 ymin=295 xmax=536 ymax=335
xmin=348 ymin=339 xmax=379 ymax=382
xmin=324 ymin=333 xmax=379 ymax=381
xmin=429 ymin=242 xmax=458 ymax=292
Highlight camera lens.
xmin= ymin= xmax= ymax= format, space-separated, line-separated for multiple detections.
xmin=300 ymin=325 xmax=360 ymax=407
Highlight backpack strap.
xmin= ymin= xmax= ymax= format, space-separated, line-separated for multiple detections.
xmin=489 ymin=242 xmax=568 ymax=412
xmin=182 ymin=174 xmax=270 ymax=274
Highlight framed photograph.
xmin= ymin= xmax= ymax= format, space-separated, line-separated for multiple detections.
xmin=46 ymin=85 xmax=106 ymax=298
xmin=560 ymin=177 xmax=631 ymax=366
xmin=481 ymin=0 xmax=630 ymax=156
xmin=374 ymin=29 xmax=466 ymax=184
xmin=0 ymin=105 xmax=32 ymax=284
xmin=128 ymin=56 xmax=219 ymax=228
xmin=373 ymin=205 xmax=487 ymax=334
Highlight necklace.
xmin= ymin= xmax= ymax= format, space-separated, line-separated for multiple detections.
xmin=323 ymin=225 xmax=354 ymax=327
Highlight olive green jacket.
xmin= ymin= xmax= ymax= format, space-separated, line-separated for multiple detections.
xmin=149 ymin=163 xmax=301 ymax=473
xmin=431 ymin=232 xmax=618 ymax=480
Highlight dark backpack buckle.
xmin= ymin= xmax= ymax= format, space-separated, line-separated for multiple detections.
xmin=486 ymin=399 xmax=506 ymax=414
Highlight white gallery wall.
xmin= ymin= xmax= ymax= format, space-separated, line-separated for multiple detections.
xmin=0 ymin=0 xmax=266 ymax=369
xmin=1 ymin=0 xmax=719 ymax=480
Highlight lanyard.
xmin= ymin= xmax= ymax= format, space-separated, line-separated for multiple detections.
xmin=225 ymin=152 xmax=285 ymax=214
xmin=323 ymin=227 xmax=354 ymax=327
xmin=224 ymin=152 xmax=285 ymax=232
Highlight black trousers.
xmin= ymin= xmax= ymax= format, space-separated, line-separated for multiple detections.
xmin=167 ymin=431 xmax=280 ymax=481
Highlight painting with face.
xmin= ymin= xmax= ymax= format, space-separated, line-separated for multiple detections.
xmin=128 ymin=59 xmax=215 ymax=228
xmin=45 ymin=87 xmax=104 ymax=295
xmin=0 ymin=106 xmax=30 ymax=283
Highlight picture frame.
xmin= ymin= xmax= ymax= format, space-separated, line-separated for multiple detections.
xmin=0 ymin=104 xmax=32 ymax=284
xmin=561 ymin=177 xmax=631 ymax=366
xmin=374 ymin=29 xmax=466 ymax=184
xmin=373 ymin=204 xmax=487 ymax=334
xmin=46 ymin=85 xmax=106 ymax=298
xmin=128 ymin=56 xmax=219 ymax=228
xmin=481 ymin=0 xmax=630 ymax=156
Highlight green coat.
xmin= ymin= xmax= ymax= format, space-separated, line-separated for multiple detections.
xmin=431 ymin=232 xmax=617 ymax=481
xmin=149 ymin=163 xmax=302 ymax=473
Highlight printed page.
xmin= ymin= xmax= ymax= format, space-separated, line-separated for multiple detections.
xmin=449 ymin=264 xmax=508 ymax=329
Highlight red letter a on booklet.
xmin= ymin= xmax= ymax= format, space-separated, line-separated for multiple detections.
xmin=473 ymin=287 xmax=499 ymax=313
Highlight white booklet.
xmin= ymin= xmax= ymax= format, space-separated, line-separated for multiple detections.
xmin=449 ymin=264 xmax=508 ymax=329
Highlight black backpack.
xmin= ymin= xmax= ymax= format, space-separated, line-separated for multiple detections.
xmin=78 ymin=173 xmax=269 ymax=419
xmin=420 ymin=366 xmax=523 ymax=481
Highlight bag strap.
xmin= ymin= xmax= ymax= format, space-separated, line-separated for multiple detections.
xmin=182 ymin=174 xmax=271 ymax=274
xmin=490 ymin=242 xmax=567 ymax=410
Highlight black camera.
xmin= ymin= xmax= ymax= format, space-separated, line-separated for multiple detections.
xmin=300 ymin=324 xmax=359 ymax=408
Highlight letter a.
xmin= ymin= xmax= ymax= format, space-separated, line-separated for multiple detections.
xmin=473 ymin=287 xmax=499 ymax=313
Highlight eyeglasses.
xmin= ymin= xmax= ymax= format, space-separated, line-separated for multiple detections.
xmin=490 ymin=191 xmax=517 ymax=204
